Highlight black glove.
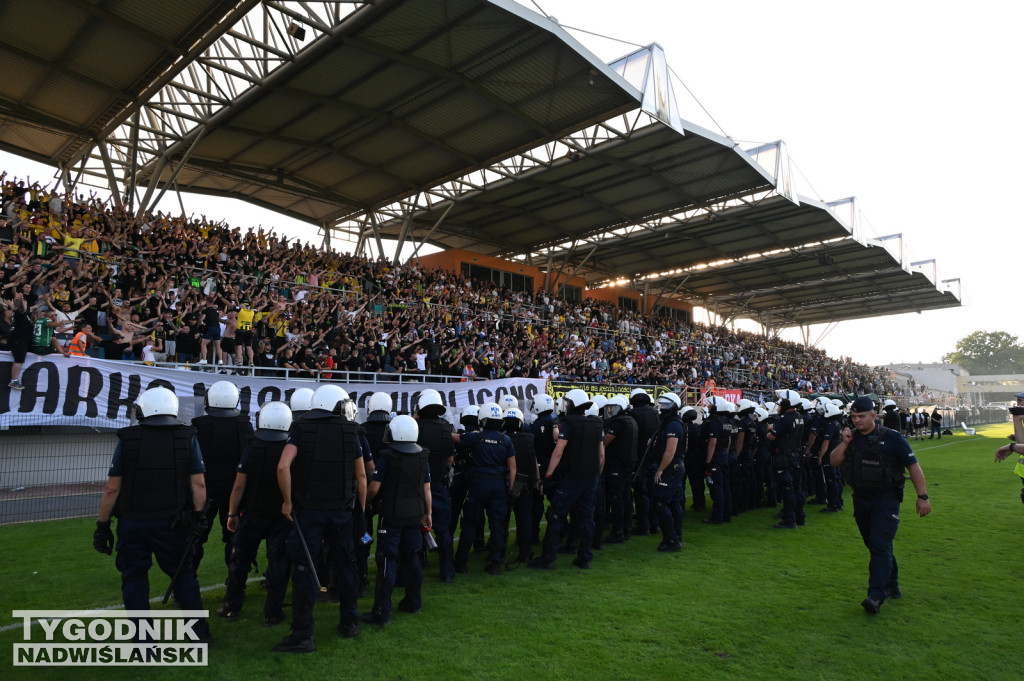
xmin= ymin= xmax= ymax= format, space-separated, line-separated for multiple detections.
xmin=1009 ymin=406 xmax=1024 ymax=416
xmin=93 ymin=520 xmax=114 ymax=555
xmin=190 ymin=511 xmax=210 ymax=545
xmin=541 ymin=476 xmax=556 ymax=495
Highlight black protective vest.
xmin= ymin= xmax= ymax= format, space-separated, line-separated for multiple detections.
xmin=605 ymin=414 xmax=638 ymax=467
xmin=362 ymin=416 xmax=389 ymax=458
xmin=117 ymin=425 xmax=194 ymax=521
xmin=418 ymin=417 xmax=455 ymax=479
xmin=844 ymin=426 xmax=906 ymax=495
xmin=193 ymin=414 xmax=253 ymax=490
xmin=882 ymin=410 xmax=901 ymax=430
xmin=562 ymin=413 xmax=603 ymax=478
xmin=717 ymin=415 xmax=738 ymax=457
xmin=530 ymin=412 xmax=556 ymax=462
xmin=241 ymin=437 xmax=286 ymax=518
xmin=509 ymin=431 xmax=538 ymax=481
xmin=738 ymin=415 xmax=757 ymax=459
xmin=378 ymin=448 xmax=428 ymax=527
xmin=291 ymin=413 xmax=359 ymax=511
xmin=652 ymin=415 xmax=685 ymax=466
xmin=630 ymin=405 xmax=660 ymax=454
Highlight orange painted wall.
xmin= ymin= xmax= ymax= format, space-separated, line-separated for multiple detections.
xmin=416 ymin=248 xmax=692 ymax=317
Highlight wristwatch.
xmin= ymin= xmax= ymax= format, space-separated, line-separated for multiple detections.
xmin=917 ymin=494 xmax=929 ymax=500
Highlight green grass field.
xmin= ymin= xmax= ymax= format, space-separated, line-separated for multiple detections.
xmin=2 ymin=424 xmax=1020 ymax=681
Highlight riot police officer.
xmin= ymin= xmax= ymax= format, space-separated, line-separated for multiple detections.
xmin=650 ymin=394 xmax=687 ymax=551
xmin=530 ymin=389 xmax=604 ymax=570
xmin=732 ymin=399 xmax=759 ymax=514
xmin=881 ymin=399 xmax=901 ymax=431
xmin=768 ymin=390 xmax=806 ymax=529
xmin=358 ymin=392 xmax=392 ymax=595
xmin=503 ymin=407 xmax=539 ymax=563
xmin=702 ymin=396 xmax=736 ymax=525
xmin=831 ymin=396 xmax=931 ymax=614
xmin=192 ymin=380 xmax=254 ymax=570
xmin=453 ymin=402 xmax=516 ymax=575
xmin=529 ymin=394 xmax=557 ymax=543
xmin=363 ymin=415 xmax=432 ymax=626
xmin=220 ymin=401 xmax=293 ymax=625
xmin=629 ymin=389 xmax=660 ymax=535
xmin=274 ymin=385 xmax=367 ymax=653
xmin=602 ymin=395 xmax=637 ymax=544
xmin=415 ymin=389 xmax=456 ymax=582
xmin=817 ymin=401 xmax=845 ymax=513
xmin=290 ymin=387 xmax=314 ymax=419
xmin=93 ymin=387 xmax=211 ymax=642
xmin=449 ymin=405 xmax=479 ymax=543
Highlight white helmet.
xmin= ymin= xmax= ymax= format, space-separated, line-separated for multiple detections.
xmin=290 ymin=387 xmax=314 ymax=413
xmin=736 ymin=399 xmax=758 ymax=415
xmin=256 ymin=402 xmax=293 ymax=441
xmin=555 ymin=397 xmax=566 ymax=415
xmin=563 ymin=389 xmax=593 ymax=413
xmin=206 ymin=380 xmax=240 ymax=416
xmin=680 ymin=405 xmax=698 ymax=422
xmin=584 ymin=401 xmax=600 ymax=418
xmin=461 ymin=404 xmax=480 ymax=427
xmin=701 ymin=406 xmax=711 ymax=420
xmin=799 ymin=398 xmax=813 ymax=413
xmin=367 ymin=391 xmax=393 ymax=414
xmin=754 ymin=406 xmax=771 ymax=422
xmin=707 ymin=396 xmax=735 ymax=414
xmin=530 ymin=394 xmax=555 ymax=414
xmin=386 ymin=414 xmax=421 ymax=454
xmin=498 ymin=394 xmax=519 ymax=411
xmin=604 ymin=394 xmax=629 ymax=418
xmin=658 ymin=392 xmax=682 ymax=411
xmin=629 ymin=388 xmax=653 ymax=406
xmin=136 ymin=386 xmax=179 ymax=425
xmin=882 ymin=399 xmax=897 ymax=411
xmin=775 ymin=389 xmax=800 ymax=406
xmin=311 ymin=384 xmax=351 ymax=415
xmin=831 ymin=398 xmax=845 ymax=408
xmin=823 ymin=402 xmax=843 ymax=419
xmin=591 ymin=394 xmax=608 ymax=412
xmin=503 ymin=407 xmax=525 ymax=432
xmin=479 ymin=402 xmax=504 ymax=428
xmin=417 ymin=389 xmax=446 ymax=417
xmin=764 ymin=401 xmax=778 ymax=415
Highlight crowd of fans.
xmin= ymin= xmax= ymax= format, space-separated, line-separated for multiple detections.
xmin=0 ymin=173 xmax=909 ymax=397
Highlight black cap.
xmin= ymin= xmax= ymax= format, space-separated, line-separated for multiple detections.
xmin=850 ymin=396 xmax=876 ymax=413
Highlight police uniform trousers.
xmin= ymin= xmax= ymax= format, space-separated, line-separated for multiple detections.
xmin=540 ymin=474 xmax=598 ymax=564
xmin=823 ymin=461 xmax=845 ymax=510
xmin=224 ymin=513 xmax=290 ymax=619
xmin=509 ymin=477 xmax=534 ymax=558
xmin=708 ymin=454 xmax=732 ymax=523
xmin=852 ymin=492 xmax=901 ymax=601
xmin=286 ymin=507 xmax=358 ymax=638
xmin=604 ymin=462 xmax=631 ymax=539
xmin=684 ymin=450 xmax=707 ymax=511
xmin=776 ymin=457 xmax=806 ymax=526
xmin=354 ymin=504 xmax=374 ymax=591
xmin=591 ymin=478 xmax=607 ymax=548
xmin=430 ymin=481 xmax=454 ymax=580
xmin=448 ymin=468 xmax=470 ymax=541
xmin=199 ymin=484 xmax=234 ymax=570
xmin=115 ymin=517 xmax=210 ymax=639
xmin=455 ymin=474 xmax=509 ymax=567
xmin=373 ymin=520 xmax=424 ymax=619
xmin=652 ymin=465 xmax=684 ymax=545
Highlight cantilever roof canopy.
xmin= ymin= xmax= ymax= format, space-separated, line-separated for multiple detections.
xmin=0 ymin=0 xmax=250 ymax=167
xmin=138 ymin=0 xmax=642 ymax=224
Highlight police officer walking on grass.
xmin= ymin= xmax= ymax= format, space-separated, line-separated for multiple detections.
xmin=830 ymin=396 xmax=931 ymax=614
xmin=220 ymin=402 xmax=293 ymax=625
xmin=274 ymin=385 xmax=367 ymax=653
xmin=93 ymin=387 xmax=212 ymax=642
xmin=362 ymin=415 xmax=432 ymax=627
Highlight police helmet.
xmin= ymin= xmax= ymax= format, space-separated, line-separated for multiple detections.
xmin=831 ymin=398 xmax=845 ymax=409
xmin=798 ymin=398 xmax=813 ymax=413
xmin=735 ymin=399 xmax=758 ymax=416
xmin=775 ymin=389 xmax=800 ymax=409
xmin=205 ymin=380 xmax=240 ymax=417
xmin=701 ymin=406 xmax=711 ymax=420
xmin=461 ymin=404 xmax=480 ymax=428
xmin=563 ymin=389 xmax=593 ymax=414
xmin=385 ymin=414 xmax=421 ymax=454
xmin=629 ymin=388 xmax=653 ymax=407
xmin=498 ymin=395 xmax=519 ymax=411
xmin=256 ymin=402 xmax=293 ymax=442
xmin=822 ymin=402 xmax=843 ymax=419
xmin=367 ymin=391 xmax=393 ymax=414
xmin=417 ymin=389 xmax=446 ymax=418
xmin=604 ymin=394 xmax=629 ymax=419
xmin=135 ymin=386 xmax=179 ymax=426
xmin=479 ymin=402 xmax=504 ymax=429
xmin=289 ymin=387 xmax=314 ymax=414
xmin=882 ymin=399 xmax=897 ymax=411
xmin=503 ymin=407 xmax=525 ymax=433
xmin=530 ymin=394 xmax=555 ymax=415
xmin=707 ymin=395 xmax=734 ymax=414
xmin=658 ymin=392 xmax=682 ymax=412
xmin=754 ymin=406 xmax=771 ymax=422
xmin=311 ymin=384 xmax=351 ymax=415
xmin=585 ymin=394 xmax=608 ymax=418
xmin=680 ymin=406 xmax=698 ymax=422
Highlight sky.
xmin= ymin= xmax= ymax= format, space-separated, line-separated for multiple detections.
xmin=2 ymin=0 xmax=1021 ymax=368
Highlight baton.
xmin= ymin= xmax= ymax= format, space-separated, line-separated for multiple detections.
xmin=291 ymin=510 xmax=322 ymax=592
xmin=162 ymin=534 xmax=196 ymax=605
